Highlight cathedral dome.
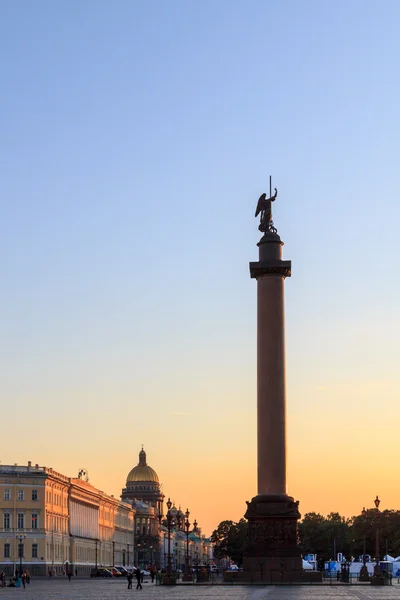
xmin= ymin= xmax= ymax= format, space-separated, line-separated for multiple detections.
xmin=126 ymin=448 xmax=159 ymax=484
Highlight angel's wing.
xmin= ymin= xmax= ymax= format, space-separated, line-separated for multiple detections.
xmin=255 ymin=193 xmax=267 ymax=217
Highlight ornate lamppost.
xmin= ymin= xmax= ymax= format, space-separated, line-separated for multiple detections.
xmin=162 ymin=498 xmax=176 ymax=585
xmin=15 ymin=534 xmax=26 ymax=577
xmin=359 ymin=507 xmax=369 ymax=581
xmin=136 ymin=543 xmax=141 ymax=568
xmin=183 ymin=508 xmax=192 ymax=582
xmin=371 ymin=496 xmax=384 ymax=586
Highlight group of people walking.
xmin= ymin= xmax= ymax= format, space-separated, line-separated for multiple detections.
xmin=127 ymin=568 xmax=145 ymax=590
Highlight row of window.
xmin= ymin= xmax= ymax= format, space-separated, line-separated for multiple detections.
xmin=4 ymin=543 xmax=38 ymax=558
xmin=3 ymin=514 xmax=39 ymax=529
xmin=3 ymin=489 xmax=38 ymax=501
xmin=45 ymin=491 xmax=67 ymax=507
xmin=45 ymin=515 xmax=67 ymax=533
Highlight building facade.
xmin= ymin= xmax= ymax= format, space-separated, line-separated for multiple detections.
xmin=0 ymin=463 xmax=135 ymax=576
xmin=121 ymin=448 xmax=164 ymax=516
xmin=121 ymin=448 xmax=164 ymax=567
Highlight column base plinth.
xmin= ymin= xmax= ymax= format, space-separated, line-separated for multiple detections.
xmin=225 ymin=494 xmax=321 ymax=583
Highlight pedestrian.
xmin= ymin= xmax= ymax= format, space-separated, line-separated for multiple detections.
xmin=75 ymin=568 xmax=78 ymax=577
xmin=135 ymin=568 xmax=142 ymax=590
xmin=22 ymin=572 xmax=27 ymax=588
xmin=150 ymin=567 xmax=155 ymax=583
xmin=26 ymin=569 xmax=31 ymax=584
xmin=127 ymin=572 xmax=133 ymax=589
xmin=67 ymin=570 xmax=72 ymax=582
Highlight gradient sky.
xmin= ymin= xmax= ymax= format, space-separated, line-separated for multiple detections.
xmin=1 ymin=0 xmax=400 ymax=536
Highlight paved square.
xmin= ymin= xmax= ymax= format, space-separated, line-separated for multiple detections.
xmin=1 ymin=580 xmax=400 ymax=600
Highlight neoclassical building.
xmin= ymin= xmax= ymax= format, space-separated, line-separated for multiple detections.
xmin=0 ymin=462 xmax=135 ymax=576
xmin=121 ymin=448 xmax=164 ymax=517
xmin=121 ymin=448 xmax=164 ymax=566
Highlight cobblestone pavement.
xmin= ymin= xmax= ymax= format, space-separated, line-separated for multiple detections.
xmin=1 ymin=580 xmax=400 ymax=600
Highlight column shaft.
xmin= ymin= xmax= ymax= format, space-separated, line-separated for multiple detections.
xmin=257 ymin=274 xmax=286 ymax=495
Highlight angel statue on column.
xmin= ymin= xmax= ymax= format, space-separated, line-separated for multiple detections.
xmin=255 ymin=188 xmax=278 ymax=233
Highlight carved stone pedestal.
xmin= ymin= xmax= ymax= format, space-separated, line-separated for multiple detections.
xmin=225 ymin=494 xmax=321 ymax=583
xmin=244 ymin=494 xmax=302 ymax=580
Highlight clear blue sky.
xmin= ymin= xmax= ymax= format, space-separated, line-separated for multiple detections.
xmin=1 ymin=0 xmax=400 ymax=531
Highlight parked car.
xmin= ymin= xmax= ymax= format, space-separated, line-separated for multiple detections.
xmin=116 ymin=566 xmax=129 ymax=576
xmin=90 ymin=568 xmax=113 ymax=578
xmin=111 ymin=568 xmax=123 ymax=577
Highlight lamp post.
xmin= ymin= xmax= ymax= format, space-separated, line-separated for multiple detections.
xmin=150 ymin=545 xmax=153 ymax=567
xmin=166 ymin=499 xmax=173 ymax=577
xmin=183 ymin=508 xmax=192 ymax=582
xmin=359 ymin=507 xmax=369 ymax=581
xmin=112 ymin=540 xmax=115 ymax=568
xmin=371 ymin=496 xmax=384 ymax=586
xmin=127 ymin=543 xmax=130 ymax=568
xmin=16 ymin=534 xmax=26 ymax=577
xmin=95 ymin=539 xmax=98 ymax=570
xmin=162 ymin=497 xmax=176 ymax=585
xmin=192 ymin=520 xmax=199 ymax=579
xmin=136 ymin=543 xmax=141 ymax=568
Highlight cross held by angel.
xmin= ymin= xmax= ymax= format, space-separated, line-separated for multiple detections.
xmin=255 ymin=188 xmax=278 ymax=233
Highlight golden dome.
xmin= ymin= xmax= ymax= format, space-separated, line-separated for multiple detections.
xmin=126 ymin=448 xmax=159 ymax=484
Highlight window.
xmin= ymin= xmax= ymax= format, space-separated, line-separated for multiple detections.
xmin=4 ymin=489 xmax=10 ymax=500
xmin=32 ymin=543 xmax=38 ymax=558
xmin=18 ymin=489 xmax=24 ymax=501
xmin=3 ymin=513 xmax=11 ymax=529
xmin=32 ymin=489 xmax=38 ymax=501
xmin=31 ymin=514 xmax=38 ymax=529
xmin=17 ymin=513 xmax=25 ymax=529
xmin=4 ymin=543 xmax=10 ymax=558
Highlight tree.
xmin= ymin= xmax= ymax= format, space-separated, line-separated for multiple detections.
xmin=227 ymin=519 xmax=247 ymax=566
xmin=211 ymin=519 xmax=247 ymax=565
xmin=298 ymin=512 xmax=351 ymax=561
xmin=211 ymin=520 xmax=235 ymax=560
xmin=351 ymin=508 xmax=400 ymax=559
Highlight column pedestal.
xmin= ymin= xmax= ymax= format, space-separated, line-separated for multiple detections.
xmin=243 ymin=494 xmax=302 ymax=581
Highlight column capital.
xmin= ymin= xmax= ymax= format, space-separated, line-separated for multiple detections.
xmin=249 ymin=261 xmax=291 ymax=279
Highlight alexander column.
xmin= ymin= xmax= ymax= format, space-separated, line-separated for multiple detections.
xmin=242 ymin=183 xmax=304 ymax=582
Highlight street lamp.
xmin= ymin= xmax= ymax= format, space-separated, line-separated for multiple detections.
xmin=183 ymin=508 xmax=192 ymax=582
xmin=112 ymin=540 xmax=115 ymax=568
xmin=166 ymin=498 xmax=173 ymax=577
xmin=137 ymin=543 xmax=141 ymax=568
xmin=359 ymin=507 xmax=369 ymax=582
xmin=15 ymin=534 xmax=26 ymax=577
xmin=150 ymin=545 xmax=153 ymax=566
xmin=161 ymin=497 xmax=178 ymax=585
xmin=371 ymin=496 xmax=384 ymax=586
